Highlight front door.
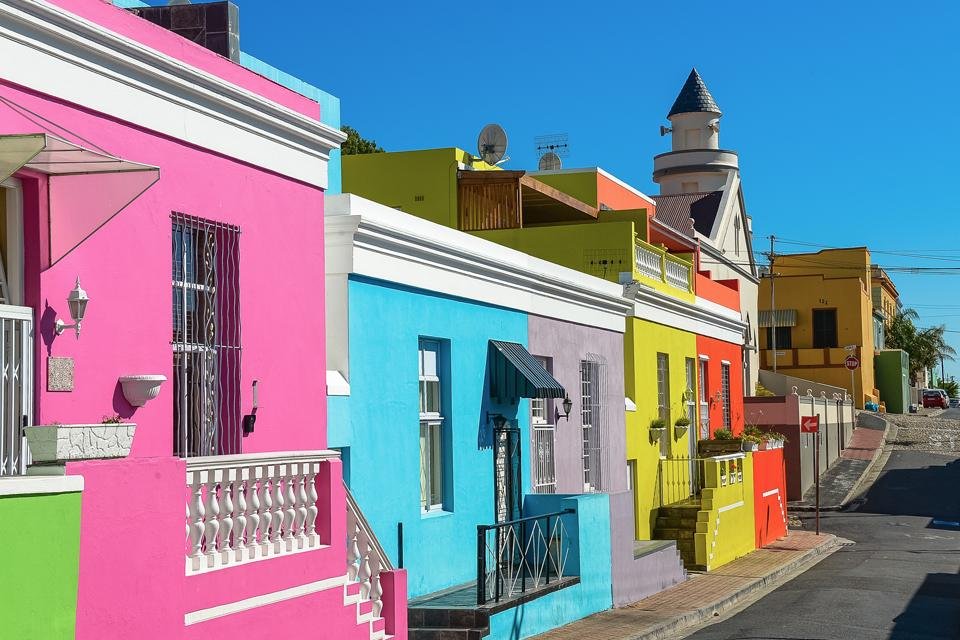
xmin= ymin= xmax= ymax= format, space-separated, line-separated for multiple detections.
xmin=494 ymin=424 xmax=521 ymax=523
xmin=0 ymin=180 xmax=33 ymax=476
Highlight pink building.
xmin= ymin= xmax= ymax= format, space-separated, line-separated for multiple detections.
xmin=0 ymin=0 xmax=404 ymax=637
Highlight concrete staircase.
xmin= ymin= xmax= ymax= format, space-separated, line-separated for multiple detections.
xmin=653 ymin=503 xmax=702 ymax=570
xmin=344 ymin=581 xmax=390 ymax=640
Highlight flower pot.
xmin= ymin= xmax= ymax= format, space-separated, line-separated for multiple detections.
xmin=742 ymin=441 xmax=759 ymax=452
xmin=119 ymin=375 xmax=166 ymax=407
xmin=698 ymin=439 xmax=743 ymax=456
xmin=25 ymin=423 xmax=136 ymax=464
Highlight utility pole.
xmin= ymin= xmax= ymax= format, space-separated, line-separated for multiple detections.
xmin=769 ymin=235 xmax=777 ymax=373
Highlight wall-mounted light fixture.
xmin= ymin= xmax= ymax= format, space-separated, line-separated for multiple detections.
xmin=554 ymin=395 xmax=573 ymax=422
xmin=55 ymin=277 xmax=89 ymax=338
xmin=487 ymin=413 xmax=508 ymax=430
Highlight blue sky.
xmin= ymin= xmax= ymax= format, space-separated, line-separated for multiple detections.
xmin=220 ymin=0 xmax=960 ymax=378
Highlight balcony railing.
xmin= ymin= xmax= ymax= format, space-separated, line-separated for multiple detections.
xmin=634 ymin=239 xmax=692 ymax=293
xmin=346 ymin=484 xmax=393 ymax=617
xmin=477 ymin=508 xmax=574 ymax=605
xmin=185 ymin=451 xmax=336 ymax=574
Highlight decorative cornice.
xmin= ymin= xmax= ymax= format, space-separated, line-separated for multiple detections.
xmin=325 ymin=195 xmax=633 ymax=333
xmin=0 ymin=0 xmax=345 ymax=186
xmin=631 ymin=282 xmax=747 ymax=345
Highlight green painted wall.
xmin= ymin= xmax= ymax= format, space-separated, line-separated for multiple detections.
xmin=0 ymin=490 xmax=81 ymax=638
xmin=624 ymin=317 xmax=698 ymax=540
xmin=342 ymin=147 xmax=497 ymax=229
xmin=875 ymin=349 xmax=910 ymax=413
xmin=532 ymin=171 xmax=599 ymax=208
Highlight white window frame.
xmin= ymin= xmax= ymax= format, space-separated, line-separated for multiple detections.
xmin=581 ymin=359 xmax=604 ymax=493
xmin=698 ymin=356 xmax=710 ymax=439
xmin=530 ymin=356 xmax=551 ymax=426
xmin=419 ymin=339 xmax=445 ymax=512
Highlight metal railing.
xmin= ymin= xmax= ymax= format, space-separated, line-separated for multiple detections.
xmin=346 ymin=483 xmax=393 ymax=617
xmin=658 ymin=457 xmax=706 ymax=507
xmin=476 ymin=508 xmax=574 ymax=605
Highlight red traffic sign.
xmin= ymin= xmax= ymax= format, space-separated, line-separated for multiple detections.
xmin=801 ymin=415 xmax=820 ymax=433
xmin=844 ymin=355 xmax=860 ymax=371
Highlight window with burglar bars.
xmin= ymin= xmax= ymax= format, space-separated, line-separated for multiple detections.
xmin=172 ymin=213 xmax=241 ymax=458
xmin=581 ymin=358 xmax=605 ymax=492
xmin=656 ymin=353 xmax=670 ymax=457
xmin=721 ymin=362 xmax=732 ymax=429
xmin=531 ymin=356 xmax=556 ymax=494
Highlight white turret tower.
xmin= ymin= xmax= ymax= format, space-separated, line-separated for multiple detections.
xmin=653 ymin=68 xmax=739 ymax=195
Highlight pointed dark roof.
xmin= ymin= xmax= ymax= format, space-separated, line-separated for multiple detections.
xmin=667 ymin=68 xmax=721 ymax=118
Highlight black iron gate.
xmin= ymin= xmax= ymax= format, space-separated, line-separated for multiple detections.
xmin=494 ymin=424 xmax=522 ymax=523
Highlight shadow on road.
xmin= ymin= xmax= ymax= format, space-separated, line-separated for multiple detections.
xmin=858 ymin=458 xmax=960 ymax=520
xmin=889 ymin=572 xmax=960 ymax=639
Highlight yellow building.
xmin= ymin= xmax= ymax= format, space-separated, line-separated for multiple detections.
xmin=759 ymin=248 xmax=879 ymax=407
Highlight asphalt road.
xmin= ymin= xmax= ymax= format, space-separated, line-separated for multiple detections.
xmin=682 ymin=448 xmax=960 ymax=640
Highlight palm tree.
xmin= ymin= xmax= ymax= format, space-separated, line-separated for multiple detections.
xmin=885 ymin=308 xmax=955 ymax=386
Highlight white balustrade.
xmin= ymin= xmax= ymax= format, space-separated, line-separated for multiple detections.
xmin=665 ymin=259 xmax=691 ymax=291
xmin=346 ymin=485 xmax=392 ymax=618
xmin=635 ymin=244 xmax=662 ymax=280
xmin=185 ymin=451 xmax=334 ymax=574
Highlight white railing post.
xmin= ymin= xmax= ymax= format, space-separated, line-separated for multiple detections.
xmin=345 ymin=484 xmax=393 ymax=621
xmin=184 ymin=451 xmax=336 ymax=574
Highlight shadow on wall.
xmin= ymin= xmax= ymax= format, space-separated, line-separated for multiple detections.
xmin=477 ymin=347 xmax=520 ymax=451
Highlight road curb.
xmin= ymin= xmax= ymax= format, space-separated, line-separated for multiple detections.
xmin=625 ymin=535 xmax=852 ymax=640
xmin=788 ymin=416 xmax=895 ymax=512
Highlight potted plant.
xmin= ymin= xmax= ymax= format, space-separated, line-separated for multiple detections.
xmin=24 ymin=415 xmax=136 ymax=465
xmin=674 ymin=415 xmax=691 ymax=436
xmin=698 ymin=428 xmax=743 ymax=456
xmin=741 ymin=434 xmax=762 ymax=452
xmin=649 ymin=418 xmax=666 ymax=443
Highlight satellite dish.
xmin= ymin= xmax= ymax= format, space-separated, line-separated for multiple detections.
xmin=538 ymin=152 xmax=562 ymax=171
xmin=477 ymin=124 xmax=508 ymax=165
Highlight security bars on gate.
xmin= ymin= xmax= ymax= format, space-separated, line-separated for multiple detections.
xmin=476 ymin=508 xmax=574 ymax=605
xmin=0 ymin=307 xmax=31 ymax=476
xmin=172 ymin=213 xmax=241 ymax=458
xmin=658 ymin=457 xmax=707 ymax=506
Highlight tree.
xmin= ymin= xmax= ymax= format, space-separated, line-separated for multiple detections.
xmin=885 ymin=308 xmax=956 ymax=385
xmin=341 ymin=125 xmax=383 ymax=155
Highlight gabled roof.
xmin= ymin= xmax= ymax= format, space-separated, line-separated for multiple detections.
xmin=668 ymin=68 xmax=722 ymax=118
xmin=652 ymin=191 xmax=723 ymax=236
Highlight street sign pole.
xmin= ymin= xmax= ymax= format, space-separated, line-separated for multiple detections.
xmin=815 ymin=429 xmax=820 ymax=535
xmin=801 ymin=415 xmax=821 ymax=535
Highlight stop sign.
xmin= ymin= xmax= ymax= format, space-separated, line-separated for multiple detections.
xmin=844 ymin=355 xmax=860 ymax=371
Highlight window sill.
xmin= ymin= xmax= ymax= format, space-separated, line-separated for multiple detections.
xmin=421 ymin=508 xmax=454 ymax=520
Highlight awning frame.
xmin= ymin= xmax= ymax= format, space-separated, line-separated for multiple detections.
xmin=489 ymin=340 xmax=566 ymax=402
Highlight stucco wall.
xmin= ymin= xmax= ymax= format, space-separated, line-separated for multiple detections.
xmin=696 ymin=334 xmax=745 ymax=437
xmin=752 ymin=449 xmax=788 ymax=548
xmin=875 ymin=349 xmax=910 ymax=413
xmin=527 ymin=314 xmax=626 ymax=494
xmin=0 ymin=484 xmax=81 ymax=639
xmin=0 ymin=78 xmax=328 ymax=455
xmin=328 ymin=275 xmax=529 ymax=598
xmin=488 ymin=493 xmax=612 ymax=640
xmin=624 ymin=317 xmax=697 ymax=540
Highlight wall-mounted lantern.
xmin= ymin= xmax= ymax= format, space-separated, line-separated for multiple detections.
xmin=55 ymin=278 xmax=89 ymax=338
xmin=554 ymin=395 xmax=574 ymax=422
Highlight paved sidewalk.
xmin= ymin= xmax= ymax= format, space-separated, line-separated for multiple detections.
xmin=791 ymin=418 xmax=890 ymax=510
xmin=533 ymin=531 xmax=846 ymax=640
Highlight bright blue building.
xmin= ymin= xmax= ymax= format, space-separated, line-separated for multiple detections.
xmin=325 ymin=194 xmax=630 ymax=638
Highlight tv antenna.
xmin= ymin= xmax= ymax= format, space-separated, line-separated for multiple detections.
xmin=535 ymin=133 xmax=569 ymax=170
xmin=477 ymin=124 xmax=509 ymax=165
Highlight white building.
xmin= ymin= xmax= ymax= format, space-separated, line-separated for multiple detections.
xmin=651 ymin=68 xmax=760 ymax=395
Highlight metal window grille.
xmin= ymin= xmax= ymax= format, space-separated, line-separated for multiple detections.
xmin=419 ymin=339 xmax=444 ymax=511
xmin=581 ymin=357 xmax=605 ymax=492
xmin=698 ymin=358 xmax=710 ymax=439
xmin=0 ymin=307 xmax=32 ymax=476
xmin=721 ymin=363 xmax=732 ymax=428
xmin=172 ymin=213 xmax=241 ymax=458
xmin=656 ymin=353 xmax=670 ymax=456
xmin=532 ymin=425 xmax=556 ymax=493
